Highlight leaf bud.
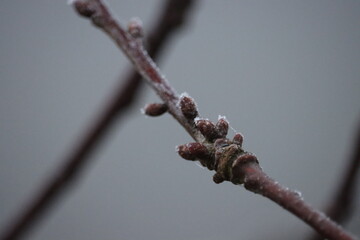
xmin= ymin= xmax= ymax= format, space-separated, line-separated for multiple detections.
xmin=195 ymin=118 xmax=219 ymax=141
xmin=232 ymin=133 xmax=244 ymax=146
xmin=215 ymin=116 xmax=229 ymax=138
xmin=179 ymin=93 xmax=198 ymax=120
xmin=142 ymin=103 xmax=167 ymax=117
xmin=177 ymin=142 xmax=210 ymax=161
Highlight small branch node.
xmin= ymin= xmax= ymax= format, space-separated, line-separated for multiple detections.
xmin=127 ymin=17 xmax=144 ymax=40
xmin=231 ymin=153 xmax=259 ymax=185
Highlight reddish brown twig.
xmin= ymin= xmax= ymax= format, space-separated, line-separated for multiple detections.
xmin=0 ymin=1 xmax=195 ymax=240
xmin=70 ymin=1 xmax=358 ymax=239
xmin=310 ymin=121 xmax=360 ymax=240
xmin=236 ymin=160 xmax=356 ymax=240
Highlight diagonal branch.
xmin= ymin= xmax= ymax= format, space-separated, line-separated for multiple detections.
xmin=70 ymin=1 xmax=358 ymax=240
xmin=0 ymin=1 xmax=195 ymax=240
xmin=310 ymin=120 xmax=360 ymax=240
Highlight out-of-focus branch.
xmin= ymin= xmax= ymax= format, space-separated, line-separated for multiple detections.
xmin=310 ymin=121 xmax=360 ymax=240
xmin=70 ymin=1 xmax=358 ymax=239
xmin=0 ymin=1 xmax=195 ymax=240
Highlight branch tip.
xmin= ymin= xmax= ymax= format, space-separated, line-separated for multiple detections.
xmin=72 ymin=0 xmax=96 ymax=18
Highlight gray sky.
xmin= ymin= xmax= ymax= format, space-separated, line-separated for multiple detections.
xmin=1 ymin=1 xmax=359 ymax=239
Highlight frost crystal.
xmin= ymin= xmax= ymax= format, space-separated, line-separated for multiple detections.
xmin=294 ymin=190 xmax=303 ymax=199
xmin=195 ymin=162 xmax=206 ymax=170
xmin=218 ymin=115 xmax=227 ymax=121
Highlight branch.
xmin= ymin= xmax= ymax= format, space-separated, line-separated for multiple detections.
xmin=0 ymin=1 xmax=195 ymax=240
xmin=310 ymin=121 xmax=360 ymax=240
xmin=70 ymin=1 xmax=358 ymax=240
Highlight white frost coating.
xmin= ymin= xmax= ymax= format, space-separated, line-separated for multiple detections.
xmin=128 ymin=17 xmax=143 ymax=27
xmin=294 ymin=190 xmax=303 ymax=199
xmin=229 ymin=125 xmax=238 ymax=134
xmin=194 ymin=117 xmax=209 ymax=123
xmin=195 ymin=162 xmax=206 ymax=170
xmin=179 ymin=92 xmax=191 ymax=98
xmin=175 ymin=145 xmax=180 ymax=152
xmin=218 ymin=115 xmax=228 ymax=121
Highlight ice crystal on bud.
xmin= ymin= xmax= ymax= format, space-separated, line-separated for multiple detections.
xmin=142 ymin=103 xmax=167 ymax=117
xmin=179 ymin=93 xmax=198 ymax=120
xmin=218 ymin=115 xmax=227 ymax=121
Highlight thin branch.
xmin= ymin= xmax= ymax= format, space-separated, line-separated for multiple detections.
xmin=70 ymin=1 xmax=358 ymax=239
xmin=234 ymin=159 xmax=356 ymax=240
xmin=310 ymin=121 xmax=360 ymax=240
xmin=73 ymin=0 xmax=204 ymax=142
xmin=0 ymin=1 xmax=195 ymax=240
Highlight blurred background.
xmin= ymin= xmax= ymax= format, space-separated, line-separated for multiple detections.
xmin=1 ymin=1 xmax=359 ymax=239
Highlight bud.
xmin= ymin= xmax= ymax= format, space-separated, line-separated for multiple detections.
xmin=213 ymin=172 xmax=225 ymax=184
xmin=232 ymin=133 xmax=243 ymax=146
xmin=142 ymin=103 xmax=167 ymax=116
xmin=215 ymin=116 xmax=229 ymax=138
xmin=177 ymin=142 xmax=211 ymax=161
xmin=73 ymin=1 xmax=95 ymax=18
xmin=127 ymin=18 xmax=144 ymax=39
xmin=179 ymin=94 xmax=198 ymax=120
xmin=195 ymin=118 xmax=219 ymax=141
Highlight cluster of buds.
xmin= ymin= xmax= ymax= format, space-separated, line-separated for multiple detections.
xmin=175 ymin=93 xmax=250 ymax=183
xmin=195 ymin=116 xmax=229 ymax=142
xmin=142 ymin=92 xmax=251 ymax=185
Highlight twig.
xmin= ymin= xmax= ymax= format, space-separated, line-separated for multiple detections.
xmin=0 ymin=1 xmax=195 ymax=240
xmin=310 ymin=121 xmax=360 ymax=240
xmin=71 ymin=1 xmax=358 ymax=239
